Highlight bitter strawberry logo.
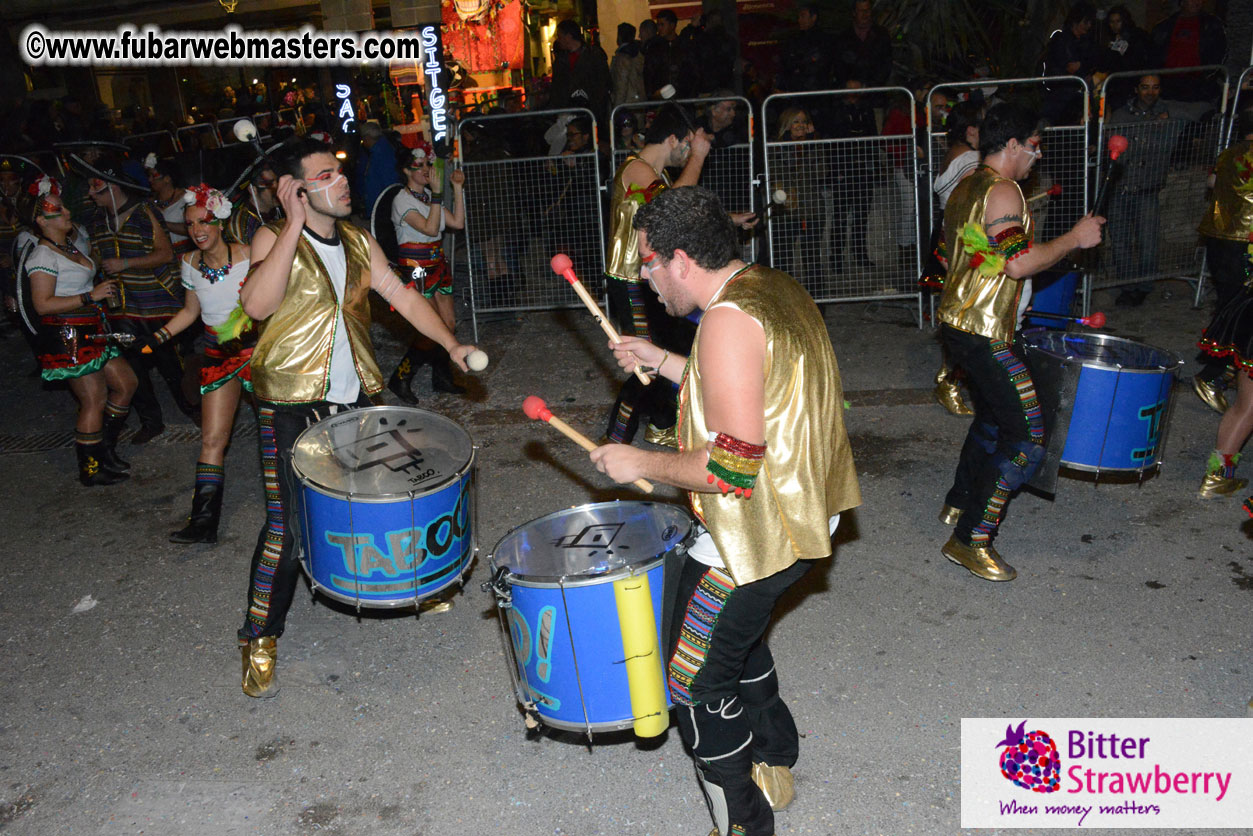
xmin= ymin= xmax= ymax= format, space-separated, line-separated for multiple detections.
xmin=996 ymin=720 xmax=1061 ymax=793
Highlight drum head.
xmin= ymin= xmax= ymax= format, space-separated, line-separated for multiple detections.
xmin=1025 ymin=332 xmax=1182 ymax=372
xmin=493 ymin=501 xmax=692 ymax=582
xmin=292 ymin=405 xmax=473 ymax=499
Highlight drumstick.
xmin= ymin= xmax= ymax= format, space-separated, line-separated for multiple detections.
xmin=1026 ymin=183 xmax=1063 ymax=204
xmin=1026 ymin=309 xmax=1106 ymax=328
xmin=523 ymin=395 xmax=654 ymax=493
xmin=550 ymin=253 xmax=652 ymax=385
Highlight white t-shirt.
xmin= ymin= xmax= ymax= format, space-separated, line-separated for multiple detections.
xmin=303 ymin=231 xmax=361 ymax=405
xmin=934 ymin=149 xmax=981 ymax=210
xmin=26 ymin=242 xmax=97 ymax=298
xmin=158 ymin=198 xmax=189 ymax=246
xmin=180 ymin=256 xmax=250 ymax=327
xmin=391 ymin=188 xmax=444 ymax=246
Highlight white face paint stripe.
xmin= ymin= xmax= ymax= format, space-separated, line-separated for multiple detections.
xmin=305 ymin=173 xmax=345 ymax=195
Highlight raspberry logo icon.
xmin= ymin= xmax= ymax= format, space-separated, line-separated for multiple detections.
xmin=996 ymin=720 xmax=1061 ymax=793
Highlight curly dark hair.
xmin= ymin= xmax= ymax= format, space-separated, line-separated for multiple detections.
xmin=978 ymin=103 xmax=1044 ymax=157
xmin=643 ymin=103 xmax=694 ymax=146
xmin=632 ymin=186 xmax=738 ymax=270
xmin=276 ymin=138 xmax=338 ymax=180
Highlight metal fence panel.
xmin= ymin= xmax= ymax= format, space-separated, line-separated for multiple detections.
xmin=176 ymin=122 xmax=222 ymax=151
xmin=123 ymin=130 xmax=181 ymax=156
xmin=610 ymin=96 xmax=756 ymax=263
xmin=1090 ymin=66 xmax=1228 ymax=304
xmin=1224 ymin=66 xmax=1252 ymax=146
xmin=457 ymin=108 xmax=606 ymax=341
xmin=762 ymin=87 xmax=922 ymax=319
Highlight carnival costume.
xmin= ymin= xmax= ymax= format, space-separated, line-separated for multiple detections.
xmin=604 ymin=154 xmax=688 ymax=445
xmin=936 ymin=166 xmax=1041 ymax=581
xmin=669 ymin=264 xmax=859 ymax=836
xmin=239 ymin=220 xmax=381 ymax=697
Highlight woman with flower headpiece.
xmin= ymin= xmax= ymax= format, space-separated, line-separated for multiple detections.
xmin=18 ymin=174 xmax=138 ymax=485
xmin=137 ymin=184 xmax=254 ymax=543
xmin=386 ymin=143 xmax=466 ymax=401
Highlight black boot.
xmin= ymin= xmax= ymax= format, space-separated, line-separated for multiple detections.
xmin=169 ymin=470 xmax=224 ymax=544
xmin=101 ymin=405 xmax=131 ymax=474
xmin=387 ymin=347 xmax=424 ymax=404
xmin=431 ymin=347 xmax=466 ymax=395
xmin=76 ymin=440 xmax=129 ymax=487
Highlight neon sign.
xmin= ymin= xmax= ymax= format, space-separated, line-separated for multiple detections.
xmin=419 ymin=24 xmax=448 ymax=156
xmin=335 ymin=83 xmax=355 ymax=134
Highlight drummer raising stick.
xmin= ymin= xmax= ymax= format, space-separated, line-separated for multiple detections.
xmin=934 ymin=102 xmax=1104 ymax=582
xmin=590 ymin=186 xmax=860 ymax=836
xmin=235 ymin=138 xmax=481 ymax=699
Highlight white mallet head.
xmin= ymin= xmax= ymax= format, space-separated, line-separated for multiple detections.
xmin=659 ymin=84 xmax=677 ymax=100
xmin=466 ymin=349 xmax=489 ymax=372
xmin=232 ymin=119 xmax=259 ymax=143
xmin=772 ymin=188 xmax=788 ymax=205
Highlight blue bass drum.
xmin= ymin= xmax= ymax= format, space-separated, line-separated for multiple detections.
xmin=489 ymin=501 xmax=693 ymax=735
xmin=292 ymin=406 xmax=475 ymax=608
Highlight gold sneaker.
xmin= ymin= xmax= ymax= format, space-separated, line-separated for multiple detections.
xmin=752 ymin=762 xmax=795 ymax=811
xmin=644 ymin=422 xmax=680 ymax=449
xmin=1192 ymin=375 xmax=1228 ymax=414
xmin=241 ymin=636 xmax=279 ymax=698
xmin=419 ymin=598 xmax=454 ymax=614
xmin=938 ymin=504 xmax=963 ymax=526
xmin=934 ymin=379 xmax=973 ymax=416
xmin=941 ymin=534 xmax=1016 ymax=582
xmin=1198 ymin=472 xmax=1248 ymax=499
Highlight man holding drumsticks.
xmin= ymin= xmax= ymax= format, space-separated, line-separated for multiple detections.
xmin=591 ymin=187 xmax=859 ymax=836
xmin=236 ymin=138 xmax=479 ymax=698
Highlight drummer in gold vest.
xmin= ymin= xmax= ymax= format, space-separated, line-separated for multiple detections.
xmin=236 ymin=138 xmax=479 ymax=698
xmin=590 ymin=187 xmax=860 ymax=836
xmin=936 ymin=103 xmax=1105 ymax=581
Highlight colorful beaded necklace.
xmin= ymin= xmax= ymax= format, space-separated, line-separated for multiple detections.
xmin=197 ymin=249 xmax=232 ymax=284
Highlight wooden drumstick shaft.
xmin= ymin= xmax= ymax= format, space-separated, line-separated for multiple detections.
xmin=545 ymin=415 xmax=655 ymax=493
xmin=553 ymin=255 xmax=652 ymax=385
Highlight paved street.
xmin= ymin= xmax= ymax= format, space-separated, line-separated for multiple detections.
xmin=0 ymin=279 xmax=1249 ymax=836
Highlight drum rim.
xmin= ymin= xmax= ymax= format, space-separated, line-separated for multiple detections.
xmin=489 ymin=500 xmax=693 ymax=584
xmin=291 ymin=405 xmax=475 ymax=500
xmin=1024 ymin=331 xmax=1184 ymax=374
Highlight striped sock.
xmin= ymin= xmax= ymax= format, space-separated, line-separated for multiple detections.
xmin=104 ymin=400 xmax=129 ymax=420
xmin=626 ymin=280 xmax=651 ymax=341
xmin=196 ymin=461 xmax=225 ymax=489
xmin=76 ymin=430 xmax=104 ymax=446
xmin=242 ymin=407 xmax=285 ymax=640
xmin=609 ymin=402 xmax=634 ymax=444
xmin=668 ymin=566 xmax=736 ymax=706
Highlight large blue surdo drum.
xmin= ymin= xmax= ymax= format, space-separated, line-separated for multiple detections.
xmin=292 ymin=406 xmax=475 ymax=608
xmin=1025 ymin=332 xmax=1183 ymax=475
xmin=488 ymin=501 xmax=693 ymax=736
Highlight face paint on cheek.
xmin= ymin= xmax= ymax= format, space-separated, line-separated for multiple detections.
xmin=304 ymin=173 xmax=345 ymax=197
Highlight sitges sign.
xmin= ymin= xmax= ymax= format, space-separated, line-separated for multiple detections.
xmin=419 ymin=24 xmax=449 ymax=156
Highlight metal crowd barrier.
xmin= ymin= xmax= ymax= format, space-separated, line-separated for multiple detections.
xmin=762 ymin=87 xmax=923 ymax=322
xmin=927 ymin=76 xmax=1089 ymax=314
xmin=176 ymin=122 xmax=222 ymax=151
xmin=1223 ymin=65 xmax=1252 ymax=147
xmin=122 ymin=130 xmax=181 ymax=156
xmin=456 ymin=108 xmax=606 ymax=341
xmin=1090 ymin=66 xmax=1228 ymax=309
xmin=610 ymin=96 xmax=757 ymax=263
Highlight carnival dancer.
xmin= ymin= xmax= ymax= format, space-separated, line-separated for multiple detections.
xmin=603 ymin=104 xmax=750 ymax=446
xmin=386 ymin=143 xmax=467 ymax=403
xmin=927 ymin=101 xmax=984 ymax=417
xmin=236 ymin=139 xmax=479 ymax=698
xmin=936 ymin=103 xmax=1105 ymax=581
xmin=590 ymin=187 xmax=860 ymax=836
xmin=77 ymin=152 xmax=198 ymax=442
xmin=143 ymin=153 xmax=192 ymax=257
xmin=19 ymin=175 xmax=137 ymax=485
xmin=1194 ymin=107 xmax=1253 ymax=504
xmin=138 ymin=185 xmax=254 ymax=543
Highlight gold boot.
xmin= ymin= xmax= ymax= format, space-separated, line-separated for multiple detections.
xmin=941 ymin=534 xmax=1016 ymax=581
xmin=752 ymin=762 xmax=795 ymax=811
xmin=1192 ymin=375 xmax=1228 ymax=414
xmin=938 ymin=504 xmax=963 ymax=526
xmin=241 ymin=636 xmax=279 ymax=698
xmin=644 ymin=422 xmax=680 ymax=449
xmin=934 ymin=378 xmax=973 ymax=416
xmin=1199 ymin=473 xmax=1249 ymax=499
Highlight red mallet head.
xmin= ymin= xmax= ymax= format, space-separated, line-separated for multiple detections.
xmin=550 ymin=253 xmax=576 ymax=284
xmin=1081 ymin=311 xmax=1107 ymax=328
xmin=1107 ymin=134 xmax=1129 ymax=161
xmin=522 ymin=395 xmax=553 ymax=422
xmin=1047 ymin=183 xmax=1063 ymax=197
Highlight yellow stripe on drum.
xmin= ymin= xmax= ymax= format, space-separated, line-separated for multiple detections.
xmin=612 ymin=573 xmax=669 ymax=738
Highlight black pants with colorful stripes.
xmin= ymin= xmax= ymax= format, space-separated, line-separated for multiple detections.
xmin=238 ymin=396 xmax=370 ymax=644
xmin=664 ymin=553 xmax=814 ymax=836
xmin=941 ymin=326 xmax=1046 ymax=547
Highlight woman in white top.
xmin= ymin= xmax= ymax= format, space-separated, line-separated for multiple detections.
xmin=21 ymin=176 xmax=137 ymax=486
xmin=145 ymin=154 xmax=192 ymax=256
xmin=140 ymin=184 xmax=253 ymax=544
xmin=386 ymin=143 xmax=467 ymax=402
xmin=928 ymin=100 xmax=983 ymax=417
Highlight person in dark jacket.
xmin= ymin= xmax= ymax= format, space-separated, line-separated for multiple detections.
xmin=550 ymin=19 xmax=611 ymax=127
xmin=831 ymin=0 xmax=892 ymax=89
xmin=1149 ymin=0 xmax=1227 ymax=101
xmin=776 ymin=4 xmax=832 ymax=93
xmin=644 ymin=10 xmax=694 ymax=99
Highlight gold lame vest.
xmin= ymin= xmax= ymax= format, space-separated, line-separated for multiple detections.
xmin=680 ymin=265 xmax=861 ymax=585
xmin=937 ymin=167 xmax=1033 ymax=344
xmin=1198 ymin=141 xmax=1253 ymax=242
xmin=250 ymin=221 xmax=384 ymax=404
xmin=605 ymin=155 xmax=670 ymax=281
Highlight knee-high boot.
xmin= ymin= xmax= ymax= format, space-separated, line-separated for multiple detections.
xmin=388 ymin=346 xmax=427 ymax=404
xmin=170 ymin=463 xmax=225 ymax=543
xmin=100 ymin=400 xmax=132 ymax=474
xmin=76 ymin=433 xmax=129 ymax=487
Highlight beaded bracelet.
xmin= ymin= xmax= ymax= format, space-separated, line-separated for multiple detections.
xmin=706 ymin=432 xmax=766 ymax=499
xmin=154 ymin=327 xmax=171 ymax=345
xmin=80 ymin=291 xmax=93 ymax=307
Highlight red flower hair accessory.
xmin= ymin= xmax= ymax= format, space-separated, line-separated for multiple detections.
xmin=183 ymin=183 xmax=232 ymax=220
xmin=27 ymin=175 xmax=62 ymax=199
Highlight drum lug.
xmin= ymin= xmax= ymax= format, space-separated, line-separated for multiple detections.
xmin=482 ymin=565 xmax=512 ymax=606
